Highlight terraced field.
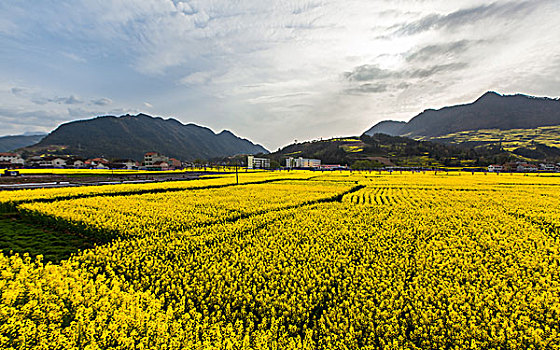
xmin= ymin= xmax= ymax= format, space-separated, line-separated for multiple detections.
xmin=423 ymin=125 xmax=560 ymax=150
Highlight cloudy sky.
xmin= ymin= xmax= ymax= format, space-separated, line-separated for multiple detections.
xmin=1 ymin=0 xmax=559 ymax=150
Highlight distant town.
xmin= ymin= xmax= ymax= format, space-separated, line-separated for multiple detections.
xmin=0 ymin=151 xmax=344 ymax=172
xmin=1 ymin=151 xmax=559 ymax=174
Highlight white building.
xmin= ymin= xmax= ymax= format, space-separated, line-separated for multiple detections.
xmin=52 ymin=157 xmax=67 ymax=168
xmin=85 ymin=158 xmax=109 ymax=168
xmin=247 ymin=155 xmax=270 ymax=169
xmin=114 ymin=159 xmax=138 ymax=170
xmin=286 ymin=157 xmax=321 ymax=168
xmin=517 ymin=163 xmax=538 ymax=172
xmin=487 ymin=164 xmax=503 ymax=172
xmin=72 ymin=159 xmax=85 ymax=168
xmin=38 ymin=156 xmax=67 ymax=168
xmin=95 ymin=163 xmax=109 ymax=169
xmin=0 ymin=153 xmax=24 ymax=165
xmin=540 ymin=163 xmax=557 ymax=171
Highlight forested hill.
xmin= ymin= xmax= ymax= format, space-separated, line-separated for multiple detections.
xmin=265 ymin=133 xmax=528 ymax=168
xmin=23 ymin=114 xmax=268 ymax=161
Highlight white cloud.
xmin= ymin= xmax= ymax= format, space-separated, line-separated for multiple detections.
xmin=0 ymin=82 xmax=133 ymax=134
xmin=180 ymin=71 xmax=214 ymax=85
xmin=68 ymin=107 xmax=90 ymax=118
xmin=91 ymin=98 xmax=113 ymax=106
xmin=62 ymin=52 xmax=87 ymax=63
xmin=176 ymin=2 xmax=196 ymax=15
xmin=1 ymin=0 xmax=559 ymax=148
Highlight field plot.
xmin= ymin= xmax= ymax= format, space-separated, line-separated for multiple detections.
xmin=0 ymin=171 xmax=312 ymax=210
xmin=425 ymin=125 xmax=560 ymax=150
xmin=1 ymin=172 xmax=560 ymax=349
xmin=19 ymin=180 xmax=357 ymax=239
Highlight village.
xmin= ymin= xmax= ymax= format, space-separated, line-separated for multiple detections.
xmin=0 ymin=151 xmax=183 ymax=171
xmin=1 ymin=151 xmax=559 ymax=173
xmin=0 ymin=150 xmax=345 ymax=172
xmin=487 ymin=162 xmax=560 ymax=172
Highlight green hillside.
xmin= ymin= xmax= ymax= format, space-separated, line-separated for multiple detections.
xmin=421 ymin=125 xmax=560 ymax=150
xmin=417 ymin=126 xmax=560 ymax=161
xmin=266 ymin=134 xmax=523 ymax=168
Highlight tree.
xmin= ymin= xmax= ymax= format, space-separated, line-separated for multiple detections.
xmin=269 ymin=160 xmax=281 ymax=169
xmin=351 ymin=159 xmax=383 ymax=170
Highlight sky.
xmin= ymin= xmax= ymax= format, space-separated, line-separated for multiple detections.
xmin=1 ymin=0 xmax=559 ymax=150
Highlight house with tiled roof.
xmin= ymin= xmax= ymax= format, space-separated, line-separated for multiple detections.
xmin=85 ymin=158 xmax=110 ymax=169
xmin=113 ymin=159 xmax=139 ymax=170
xmin=0 ymin=152 xmax=24 ymax=166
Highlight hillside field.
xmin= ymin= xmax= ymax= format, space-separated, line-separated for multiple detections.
xmin=1 ymin=171 xmax=560 ymax=349
xmin=421 ymin=125 xmax=560 ymax=150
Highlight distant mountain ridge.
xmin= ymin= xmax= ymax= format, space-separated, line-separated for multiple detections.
xmin=265 ymin=133 xmax=532 ymax=168
xmin=364 ymin=120 xmax=406 ymax=136
xmin=0 ymin=134 xmax=46 ymax=152
xmin=24 ymin=114 xmax=268 ymax=161
xmin=365 ymin=92 xmax=560 ymax=138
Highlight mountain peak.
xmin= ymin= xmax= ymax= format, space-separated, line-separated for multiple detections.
xmin=483 ymin=90 xmax=501 ymax=97
xmin=474 ymin=91 xmax=502 ymax=103
xmin=218 ymin=130 xmax=235 ymax=136
xmin=28 ymin=114 xmax=269 ymax=160
xmin=135 ymin=113 xmax=153 ymax=118
xmin=364 ymin=120 xmax=406 ymax=136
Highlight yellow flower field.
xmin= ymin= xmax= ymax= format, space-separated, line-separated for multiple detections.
xmin=1 ymin=171 xmax=559 ymax=349
xmin=0 ymin=171 xmax=312 ymax=210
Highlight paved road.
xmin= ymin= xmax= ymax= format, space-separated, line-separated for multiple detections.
xmin=0 ymin=175 xmax=201 ymax=190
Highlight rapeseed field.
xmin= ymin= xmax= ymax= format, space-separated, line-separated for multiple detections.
xmin=1 ymin=171 xmax=559 ymax=349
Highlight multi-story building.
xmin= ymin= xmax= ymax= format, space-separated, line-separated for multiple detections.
xmin=285 ymin=157 xmax=321 ymax=168
xmin=144 ymin=152 xmax=169 ymax=166
xmin=247 ymin=155 xmax=270 ymax=169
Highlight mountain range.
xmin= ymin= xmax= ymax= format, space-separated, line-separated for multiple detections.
xmin=22 ymin=114 xmax=268 ymax=161
xmin=365 ymin=91 xmax=560 ymax=139
xmin=8 ymin=91 xmax=560 ymax=165
xmin=265 ymin=91 xmax=560 ymax=168
xmin=0 ymin=134 xmax=46 ymax=152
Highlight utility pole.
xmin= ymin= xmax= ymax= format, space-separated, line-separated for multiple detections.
xmin=235 ymin=162 xmax=239 ymax=185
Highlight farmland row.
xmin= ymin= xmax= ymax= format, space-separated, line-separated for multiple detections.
xmin=17 ymin=180 xmax=358 ymax=241
xmin=0 ymin=171 xmax=317 ymax=211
